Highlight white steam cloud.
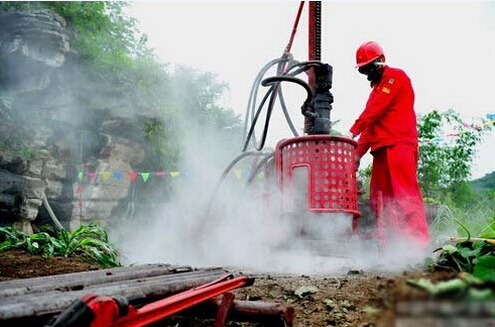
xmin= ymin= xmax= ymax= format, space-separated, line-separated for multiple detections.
xmin=111 ymin=118 xmax=431 ymax=276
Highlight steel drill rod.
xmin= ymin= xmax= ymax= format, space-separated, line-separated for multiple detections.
xmin=0 ymin=264 xmax=197 ymax=297
xmin=0 ymin=268 xmax=227 ymax=320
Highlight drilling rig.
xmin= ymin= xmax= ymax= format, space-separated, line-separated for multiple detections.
xmin=210 ymin=2 xmax=367 ymax=253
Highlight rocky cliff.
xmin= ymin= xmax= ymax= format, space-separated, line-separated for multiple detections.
xmin=0 ymin=10 xmax=151 ymax=233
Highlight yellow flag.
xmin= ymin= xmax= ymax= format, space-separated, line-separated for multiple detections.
xmin=170 ymin=171 xmax=180 ymax=178
xmin=101 ymin=172 xmax=111 ymax=181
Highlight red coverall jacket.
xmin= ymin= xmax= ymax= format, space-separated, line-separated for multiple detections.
xmin=350 ymin=66 xmax=429 ymax=247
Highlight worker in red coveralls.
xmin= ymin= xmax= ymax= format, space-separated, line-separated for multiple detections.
xmin=349 ymin=41 xmax=429 ymax=249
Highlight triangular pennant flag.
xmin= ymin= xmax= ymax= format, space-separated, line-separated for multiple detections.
xmin=233 ymin=169 xmax=242 ymax=180
xmin=170 ymin=171 xmax=180 ymax=178
xmin=101 ymin=172 xmax=111 ymax=181
xmin=182 ymin=171 xmax=192 ymax=179
xmin=87 ymin=172 xmax=97 ymax=181
xmin=78 ymin=171 xmax=84 ymax=182
xmin=257 ymin=172 xmax=265 ymax=181
xmin=140 ymin=172 xmax=150 ymax=182
xmin=113 ymin=172 xmax=123 ymax=180
xmin=128 ymin=171 xmax=138 ymax=182
xmin=155 ymin=172 xmax=167 ymax=177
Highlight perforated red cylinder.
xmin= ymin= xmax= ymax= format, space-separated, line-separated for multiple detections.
xmin=275 ymin=135 xmax=361 ymax=217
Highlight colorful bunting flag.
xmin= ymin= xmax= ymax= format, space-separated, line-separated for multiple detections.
xmin=87 ymin=172 xmax=97 ymax=181
xmin=140 ymin=172 xmax=150 ymax=182
xmin=101 ymin=172 xmax=112 ymax=181
xmin=74 ymin=170 xmax=204 ymax=183
xmin=128 ymin=171 xmax=138 ymax=182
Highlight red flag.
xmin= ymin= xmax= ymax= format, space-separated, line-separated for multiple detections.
xmin=128 ymin=171 xmax=138 ymax=182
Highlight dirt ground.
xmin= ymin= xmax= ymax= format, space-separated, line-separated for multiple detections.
xmin=0 ymin=248 xmax=458 ymax=327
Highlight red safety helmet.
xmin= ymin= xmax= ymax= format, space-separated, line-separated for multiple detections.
xmin=355 ymin=41 xmax=385 ymax=68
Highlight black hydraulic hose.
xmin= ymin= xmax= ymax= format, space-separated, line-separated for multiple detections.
xmin=246 ymin=152 xmax=275 ymax=185
xmin=242 ymin=85 xmax=276 ymax=152
xmin=243 ymin=55 xmax=307 ymax=152
xmin=256 ymin=78 xmax=281 ymax=151
xmin=252 ymin=74 xmax=314 ymax=152
xmin=277 ymin=87 xmax=299 ymax=137
xmin=286 ymin=61 xmax=322 ymax=77
xmin=250 ymin=60 xmax=291 ymax=152
xmin=242 ymin=58 xmax=323 ymax=153
xmin=243 ymin=58 xmax=288 ymax=150
xmin=274 ymin=59 xmax=300 ymax=138
xmin=261 ymin=76 xmax=313 ymax=104
xmin=243 ymin=74 xmax=313 ymax=153
xmin=247 ymin=59 xmax=304 ymax=153
xmin=205 ymin=150 xmax=273 ymax=216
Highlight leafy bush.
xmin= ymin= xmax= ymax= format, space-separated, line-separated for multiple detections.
xmin=418 ymin=109 xmax=493 ymax=198
xmin=0 ymin=224 xmax=120 ymax=268
xmin=409 ymin=237 xmax=495 ymax=300
xmin=434 ymin=240 xmax=495 ymax=277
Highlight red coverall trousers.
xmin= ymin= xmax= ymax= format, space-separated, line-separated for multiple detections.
xmin=370 ymin=143 xmax=429 ymax=247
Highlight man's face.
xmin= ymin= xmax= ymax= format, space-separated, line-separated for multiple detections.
xmin=358 ymin=61 xmax=383 ymax=84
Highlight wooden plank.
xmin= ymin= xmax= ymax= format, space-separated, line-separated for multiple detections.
xmin=0 ymin=268 xmax=227 ymax=320
xmin=0 ymin=263 xmax=196 ymax=297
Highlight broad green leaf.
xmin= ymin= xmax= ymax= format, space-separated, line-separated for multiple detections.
xmin=473 ymin=255 xmax=495 ymax=282
xmin=467 ymin=288 xmax=495 ymax=301
xmin=441 ymin=244 xmax=458 ymax=254
xmin=458 ymin=245 xmax=482 ymax=260
xmin=0 ymin=240 xmax=12 ymax=251
xmin=407 ymin=278 xmax=467 ymax=295
xmin=480 ymin=220 xmax=495 ymax=239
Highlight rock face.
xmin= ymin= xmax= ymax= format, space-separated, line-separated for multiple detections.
xmin=0 ymin=10 xmax=147 ymax=232
xmin=0 ymin=10 xmax=70 ymax=93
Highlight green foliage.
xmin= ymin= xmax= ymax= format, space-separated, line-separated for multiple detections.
xmin=0 ymin=226 xmax=26 ymax=251
xmin=473 ymin=255 xmax=495 ymax=283
xmin=407 ymin=273 xmax=494 ymax=300
xmin=0 ymin=2 xmax=243 ymax=174
xmin=1 ymin=2 xmax=137 ymax=75
xmin=417 ymin=109 xmax=493 ymax=198
xmin=434 ymin=241 xmax=483 ymax=273
xmin=417 ymin=109 xmax=495 ymax=238
xmin=417 ymin=218 xmax=495 ymax=299
xmin=472 ymin=171 xmax=495 ymax=193
xmin=0 ymin=224 xmax=120 ymax=268
xmin=170 ymin=66 xmax=233 ymax=122
xmin=142 ymin=118 xmax=180 ymax=169
xmin=431 ymin=239 xmax=495 ymax=283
